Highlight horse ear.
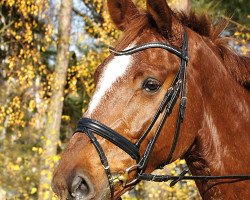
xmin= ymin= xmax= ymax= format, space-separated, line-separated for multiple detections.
xmin=146 ymin=0 xmax=178 ymax=39
xmin=107 ymin=0 xmax=140 ymax=31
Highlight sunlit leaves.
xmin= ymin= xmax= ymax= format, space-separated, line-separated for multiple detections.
xmin=0 ymin=0 xmax=53 ymax=198
xmin=234 ymin=31 xmax=250 ymax=55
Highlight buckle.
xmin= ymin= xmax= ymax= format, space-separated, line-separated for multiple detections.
xmin=116 ymin=164 xmax=140 ymax=188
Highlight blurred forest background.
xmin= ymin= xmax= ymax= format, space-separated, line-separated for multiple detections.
xmin=0 ymin=0 xmax=249 ymax=199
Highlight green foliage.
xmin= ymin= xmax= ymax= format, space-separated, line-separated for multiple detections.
xmin=193 ymin=0 xmax=250 ymax=25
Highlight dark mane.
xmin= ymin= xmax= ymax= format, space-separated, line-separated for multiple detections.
xmin=116 ymin=11 xmax=250 ymax=90
xmin=177 ymin=11 xmax=225 ymax=41
xmin=177 ymin=11 xmax=250 ymax=89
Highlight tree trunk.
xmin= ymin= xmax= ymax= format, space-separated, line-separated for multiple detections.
xmin=171 ymin=0 xmax=192 ymax=12
xmin=38 ymin=0 xmax=72 ymax=199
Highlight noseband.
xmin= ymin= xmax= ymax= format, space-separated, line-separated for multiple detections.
xmin=74 ymin=30 xmax=250 ymax=199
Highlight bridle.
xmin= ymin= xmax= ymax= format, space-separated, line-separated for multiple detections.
xmin=73 ymin=30 xmax=250 ymax=199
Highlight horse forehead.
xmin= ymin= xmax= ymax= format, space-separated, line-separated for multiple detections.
xmin=86 ymin=30 xmax=166 ymax=116
xmin=87 ymin=47 xmax=134 ymax=115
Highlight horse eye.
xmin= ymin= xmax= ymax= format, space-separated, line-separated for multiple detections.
xmin=143 ymin=78 xmax=161 ymax=93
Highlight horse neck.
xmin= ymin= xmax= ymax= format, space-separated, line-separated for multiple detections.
xmin=185 ymin=32 xmax=250 ymax=197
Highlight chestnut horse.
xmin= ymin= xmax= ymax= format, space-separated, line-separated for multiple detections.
xmin=52 ymin=0 xmax=250 ymax=199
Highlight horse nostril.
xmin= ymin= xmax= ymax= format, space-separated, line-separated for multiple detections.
xmin=71 ymin=175 xmax=94 ymax=199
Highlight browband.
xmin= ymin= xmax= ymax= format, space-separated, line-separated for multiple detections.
xmin=109 ymin=42 xmax=189 ymax=61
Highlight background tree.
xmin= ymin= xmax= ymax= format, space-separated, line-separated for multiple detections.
xmin=0 ymin=0 xmax=54 ymax=198
xmin=38 ymin=0 xmax=73 ymax=199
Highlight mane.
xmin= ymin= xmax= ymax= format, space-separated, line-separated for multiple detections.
xmin=115 ymin=11 xmax=250 ymax=90
xmin=177 ymin=11 xmax=250 ymax=90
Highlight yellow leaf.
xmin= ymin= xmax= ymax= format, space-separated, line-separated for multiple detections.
xmin=180 ymin=159 xmax=186 ymax=164
xmin=12 ymin=165 xmax=20 ymax=171
xmin=46 ymin=140 xmax=51 ymax=146
xmin=30 ymin=187 xmax=37 ymax=194
xmin=234 ymin=31 xmax=241 ymax=36
xmin=32 ymin=147 xmax=38 ymax=151
xmin=38 ymin=147 xmax=43 ymax=154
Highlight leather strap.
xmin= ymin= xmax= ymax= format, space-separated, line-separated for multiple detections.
xmin=75 ymin=118 xmax=140 ymax=162
xmin=138 ymin=167 xmax=250 ymax=187
xmin=110 ymin=42 xmax=189 ymax=61
xmin=84 ymin=129 xmax=114 ymax=199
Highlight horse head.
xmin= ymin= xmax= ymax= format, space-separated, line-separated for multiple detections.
xmin=52 ymin=0 xmax=250 ymax=199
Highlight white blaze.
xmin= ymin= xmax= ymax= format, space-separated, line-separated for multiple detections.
xmin=87 ymin=54 xmax=133 ymax=115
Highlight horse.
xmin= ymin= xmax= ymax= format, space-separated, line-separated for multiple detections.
xmin=52 ymin=0 xmax=250 ymax=199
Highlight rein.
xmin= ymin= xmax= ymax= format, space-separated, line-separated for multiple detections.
xmin=74 ymin=30 xmax=250 ymax=199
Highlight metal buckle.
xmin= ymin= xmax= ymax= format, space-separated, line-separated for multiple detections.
xmin=116 ymin=164 xmax=140 ymax=188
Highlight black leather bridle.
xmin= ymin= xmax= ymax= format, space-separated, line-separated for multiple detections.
xmin=73 ymin=30 xmax=250 ymax=199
